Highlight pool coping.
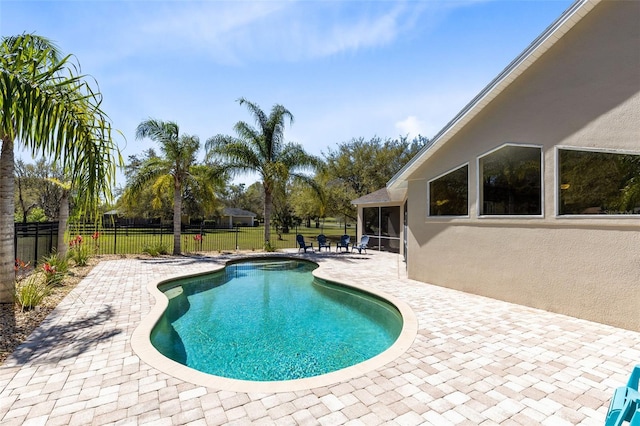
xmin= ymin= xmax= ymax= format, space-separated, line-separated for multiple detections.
xmin=130 ymin=255 xmax=418 ymax=393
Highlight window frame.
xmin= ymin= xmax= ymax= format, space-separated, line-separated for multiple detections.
xmin=427 ymin=162 xmax=470 ymax=218
xmin=554 ymin=146 xmax=640 ymax=218
xmin=477 ymin=143 xmax=544 ymax=218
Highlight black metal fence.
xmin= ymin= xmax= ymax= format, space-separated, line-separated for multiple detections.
xmin=66 ymin=222 xmax=312 ymax=254
xmin=14 ymin=222 xmax=59 ymax=267
xmin=15 ymin=221 xmax=348 ymax=264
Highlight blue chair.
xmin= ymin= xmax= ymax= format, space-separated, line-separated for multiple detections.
xmin=351 ymin=235 xmax=369 ymax=254
xmin=336 ymin=235 xmax=350 ymax=252
xmin=605 ymin=365 xmax=640 ymax=426
xmin=609 ymin=396 xmax=640 ymax=426
xmin=631 ymin=405 xmax=640 ymax=425
xmin=316 ymin=234 xmax=331 ymax=251
xmin=296 ymin=234 xmax=314 ymax=253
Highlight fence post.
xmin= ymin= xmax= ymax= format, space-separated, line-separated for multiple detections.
xmin=235 ymin=225 xmax=239 ymax=250
xmin=114 ymin=220 xmax=118 ymax=255
xmin=49 ymin=222 xmax=54 ymax=255
xmin=34 ymin=223 xmax=39 ymax=265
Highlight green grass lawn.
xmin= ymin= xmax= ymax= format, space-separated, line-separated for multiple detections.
xmin=71 ymin=221 xmax=355 ymax=255
xmin=15 ymin=219 xmax=356 ymax=267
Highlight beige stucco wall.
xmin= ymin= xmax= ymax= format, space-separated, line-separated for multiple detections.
xmin=406 ymin=0 xmax=640 ymax=331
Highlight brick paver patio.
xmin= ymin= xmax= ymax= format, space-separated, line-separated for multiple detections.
xmin=1 ymin=250 xmax=638 ymax=425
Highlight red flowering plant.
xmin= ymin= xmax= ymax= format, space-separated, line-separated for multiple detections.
xmin=69 ymin=235 xmax=83 ymax=248
xmin=42 ymin=262 xmax=56 ymax=274
xmin=41 ymin=262 xmax=62 ymax=286
xmin=91 ymin=231 xmax=100 ymax=252
xmin=68 ymin=235 xmax=91 ymax=266
xmin=14 ymin=258 xmax=32 ymax=279
xmin=193 ymin=233 xmax=203 ymax=252
xmin=39 ymin=251 xmax=69 ymax=286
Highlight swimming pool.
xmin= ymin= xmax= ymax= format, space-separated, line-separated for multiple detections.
xmin=150 ymin=258 xmax=403 ymax=381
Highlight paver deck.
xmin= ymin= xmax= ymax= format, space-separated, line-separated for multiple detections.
xmin=1 ymin=250 xmax=638 ymax=425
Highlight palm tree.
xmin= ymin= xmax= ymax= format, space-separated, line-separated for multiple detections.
xmin=127 ymin=119 xmax=212 ymax=255
xmin=1 ymin=34 xmax=119 ymax=304
xmin=206 ymin=98 xmax=322 ymax=246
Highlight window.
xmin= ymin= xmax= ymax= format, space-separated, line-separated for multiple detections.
xmin=363 ymin=207 xmax=379 ymax=236
xmin=558 ymin=149 xmax=640 ymax=215
xmin=429 ymin=165 xmax=468 ymax=216
xmin=479 ymin=145 xmax=542 ymax=215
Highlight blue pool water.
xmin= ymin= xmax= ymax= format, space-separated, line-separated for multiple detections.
xmin=151 ymin=258 xmax=403 ymax=381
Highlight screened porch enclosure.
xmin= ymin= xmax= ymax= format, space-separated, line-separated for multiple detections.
xmin=362 ymin=206 xmax=401 ymax=253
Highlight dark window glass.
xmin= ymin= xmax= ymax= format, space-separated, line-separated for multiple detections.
xmin=480 ymin=145 xmax=542 ymax=215
xmin=429 ymin=165 xmax=468 ymax=216
xmin=363 ymin=207 xmax=379 ymax=235
xmin=380 ymin=207 xmax=401 ymax=238
xmin=559 ymin=150 xmax=640 ymax=215
xmin=362 ymin=206 xmax=401 ymax=252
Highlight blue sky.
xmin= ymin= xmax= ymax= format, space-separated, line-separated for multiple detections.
xmin=2 ymin=0 xmax=574 ymax=188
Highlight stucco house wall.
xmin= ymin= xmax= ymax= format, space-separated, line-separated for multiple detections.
xmin=404 ymin=0 xmax=639 ymax=331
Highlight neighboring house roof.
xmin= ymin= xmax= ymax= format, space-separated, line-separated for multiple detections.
xmin=351 ymin=188 xmax=395 ymax=205
xmin=223 ymin=207 xmax=257 ymax=217
xmin=386 ymin=0 xmax=600 ymax=199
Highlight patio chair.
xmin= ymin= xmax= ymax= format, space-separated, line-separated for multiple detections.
xmin=631 ymin=405 xmax=640 ymax=426
xmin=296 ymin=234 xmax=314 ymax=253
xmin=317 ymin=234 xmax=331 ymax=251
xmin=613 ymin=402 xmax=640 ymax=426
xmin=336 ymin=235 xmax=350 ymax=252
xmin=605 ymin=365 xmax=640 ymax=426
xmin=351 ymin=235 xmax=369 ymax=254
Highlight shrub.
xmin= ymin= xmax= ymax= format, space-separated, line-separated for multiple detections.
xmin=68 ymin=235 xmax=91 ymax=266
xmin=14 ymin=272 xmax=51 ymax=311
xmin=40 ymin=252 xmax=69 ymax=286
xmin=142 ymin=242 xmax=169 ymax=257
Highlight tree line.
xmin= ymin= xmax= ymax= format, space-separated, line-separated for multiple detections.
xmin=15 ymin=120 xmax=427 ymax=249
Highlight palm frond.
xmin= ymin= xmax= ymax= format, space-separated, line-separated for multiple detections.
xmin=126 ymin=157 xmax=172 ymax=194
xmin=1 ymin=33 xmax=121 ymax=215
xmin=206 ymin=135 xmax=261 ymax=171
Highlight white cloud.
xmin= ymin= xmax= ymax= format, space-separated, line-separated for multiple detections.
xmin=302 ymin=4 xmax=407 ymax=58
xmin=98 ymin=1 xmax=435 ymax=64
xmin=395 ymin=116 xmax=426 ymax=139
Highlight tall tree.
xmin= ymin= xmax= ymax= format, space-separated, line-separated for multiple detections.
xmin=14 ymin=159 xmax=39 ymax=223
xmin=1 ymin=34 xmax=118 ymax=303
xmin=206 ymin=98 xmax=322 ymax=246
xmin=290 ymin=177 xmax=327 ymax=228
xmin=126 ymin=119 xmax=213 ymax=255
xmin=14 ymin=159 xmax=73 ymax=226
xmin=218 ymin=183 xmax=262 ymax=220
xmin=322 ymin=135 xmax=427 ymax=221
